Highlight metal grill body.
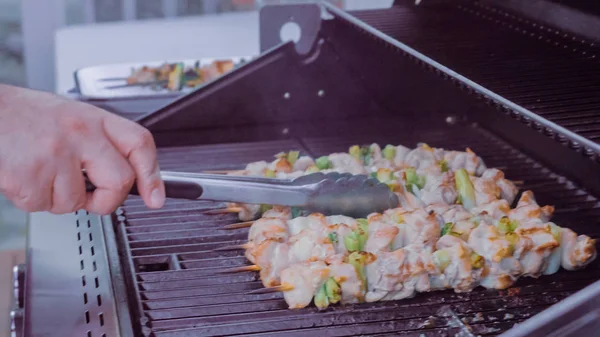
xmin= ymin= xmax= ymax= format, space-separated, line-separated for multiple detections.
xmin=118 ymin=125 xmax=600 ymax=336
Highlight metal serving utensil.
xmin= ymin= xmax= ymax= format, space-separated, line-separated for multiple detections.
xmin=85 ymin=171 xmax=399 ymax=218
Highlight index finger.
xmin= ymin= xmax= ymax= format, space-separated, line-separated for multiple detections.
xmin=102 ymin=115 xmax=165 ymax=209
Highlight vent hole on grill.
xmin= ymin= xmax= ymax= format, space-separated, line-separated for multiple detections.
xmin=99 ymin=313 xmax=104 ymax=326
xmin=87 ymin=331 xmax=91 ymax=337
xmin=82 ymin=276 xmax=86 ymax=287
xmin=79 ymin=246 xmax=82 ymax=255
xmin=97 ymin=294 xmax=102 ymax=306
xmin=95 ymin=277 xmax=99 ymax=288
xmin=87 ymin=220 xmax=91 ymax=228
xmin=77 ymin=232 xmax=81 ymax=241
xmin=137 ymin=261 xmax=171 ymax=272
xmin=91 ymin=246 xmax=95 ymax=256
xmin=76 ymin=219 xmax=80 ymax=228
xmin=83 ymin=293 xmax=88 ymax=304
xmin=85 ymin=310 xmax=90 ymax=324
xmin=89 ymin=232 xmax=93 ymax=242
xmin=80 ymin=260 xmax=84 ymax=270
xmin=93 ymin=261 xmax=97 ymax=271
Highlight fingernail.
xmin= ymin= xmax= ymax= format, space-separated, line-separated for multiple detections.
xmin=150 ymin=188 xmax=165 ymax=208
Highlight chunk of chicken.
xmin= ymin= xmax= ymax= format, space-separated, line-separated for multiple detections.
xmin=280 ymin=261 xmax=330 ymax=309
xmin=325 ymin=215 xmax=358 ymax=228
xmin=256 ymin=240 xmax=292 ymax=287
xmin=365 ymin=248 xmax=406 ymax=302
xmin=242 ymin=160 xmax=269 ymax=176
xmin=288 ymin=229 xmax=336 ymax=263
xmin=426 ymin=204 xmax=471 ymax=224
xmin=268 ymin=157 xmax=293 ymax=173
xmin=432 ymin=235 xmax=483 ymax=292
xmin=470 ymin=175 xmax=502 ymax=206
xmin=443 ymin=148 xmax=487 ymax=176
xmin=509 ymin=191 xmax=554 ymax=223
xmin=365 ymin=244 xmax=435 ymax=302
xmin=559 ymin=227 xmax=597 ymax=271
xmin=328 ymin=153 xmax=367 ymax=174
xmin=513 ymin=220 xmax=559 ymax=278
xmin=364 ymin=217 xmax=400 ymax=253
xmin=404 ymin=145 xmax=445 ymax=171
xmin=246 ymin=238 xmax=281 ymax=268
xmin=292 ymin=156 xmax=315 ymax=171
xmin=380 ymin=208 xmax=440 ymax=250
xmin=471 ymin=199 xmax=511 ymax=220
xmin=262 ymin=206 xmax=292 ymax=220
xmin=365 ymin=144 xmax=394 ymax=170
xmin=468 ymin=223 xmax=522 ymax=289
xmin=247 ymin=218 xmax=288 ymax=247
xmin=401 ymin=209 xmax=441 ymax=251
xmin=327 ymin=255 xmax=365 ymax=304
xmin=394 ymin=187 xmax=426 ymax=210
xmin=393 ymin=145 xmax=412 ymax=167
xmin=481 ymin=168 xmax=518 ymax=205
xmin=419 ymin=171 xmax=458 ymax=206
xmin=287 ymin=213 xmax=329 ymax=236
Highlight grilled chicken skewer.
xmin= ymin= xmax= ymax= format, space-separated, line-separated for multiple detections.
xmin=246 ymin=222 xmax=595 ymax=310
xmin=208 ymin=144 xmax=519 ymax=220
xmin=230 ymin=189 xmax=595 ymax=309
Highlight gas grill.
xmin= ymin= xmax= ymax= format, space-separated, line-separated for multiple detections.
xmin=16 ymin=1 xmax=600 ymax=336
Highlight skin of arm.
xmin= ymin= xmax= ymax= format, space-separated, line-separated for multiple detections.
xmin=0 ymin=84 xmax=165 ymax=215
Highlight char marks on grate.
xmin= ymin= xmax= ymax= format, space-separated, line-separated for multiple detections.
xmin=117 ymin=129 xmax=600 ymax=336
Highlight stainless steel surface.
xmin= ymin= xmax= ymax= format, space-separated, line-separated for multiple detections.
xmin=499 ymin=280 xmax=600 ymax=337
xmin=24 ymin=211 xmax=122 ymax=337
xmin=163 ymin=171 xmax=400 ymax=218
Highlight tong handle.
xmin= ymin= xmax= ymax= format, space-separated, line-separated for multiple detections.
xmin=84 ymin=173 xmax=204 ymax=200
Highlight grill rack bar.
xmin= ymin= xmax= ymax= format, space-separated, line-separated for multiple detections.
xmin=351 ymin=1 xmax=600 ymax=156
xmin=114 ymin=123 xmax=600 ymax=336
xmin=96 ymin=1 xmax=600 ymax=336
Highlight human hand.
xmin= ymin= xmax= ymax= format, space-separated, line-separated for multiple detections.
xmin=0 ymin=84 xmax=165 ymax=214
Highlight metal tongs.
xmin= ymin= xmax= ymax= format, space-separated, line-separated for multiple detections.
xmin=86 ymin=171 xmax=400 ymax=217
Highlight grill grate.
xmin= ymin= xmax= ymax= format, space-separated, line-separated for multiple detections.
xmin=116 ymin=124 xmax=600 ymax=336
xmin=352 ymin=1 xmax=600 ymax=142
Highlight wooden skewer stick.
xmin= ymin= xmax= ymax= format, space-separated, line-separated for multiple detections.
xmin=213 ymin=243 xmax=252 ymax=251
xmin=513 ymin=180 xmax=525 ymax=185
xmin=204 ymin=207 xmax=243 ymax=215
xmin=247 ymin=283 xmax=294 ymax=294
xmin=224 ymin=221 xmax=254 ymax=229
xmin=220 ymin=265 xmax=261 ymax=273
